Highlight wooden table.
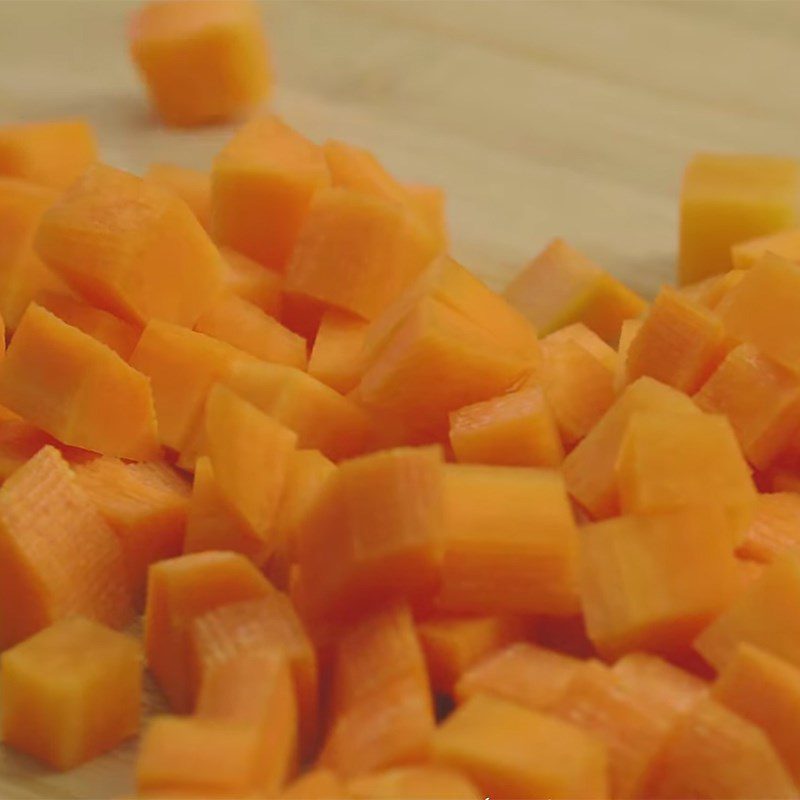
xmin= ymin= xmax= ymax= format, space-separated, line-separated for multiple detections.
xmin=2 ymin=1 xmax=800 ymax=796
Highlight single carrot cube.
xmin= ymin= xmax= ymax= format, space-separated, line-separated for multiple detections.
xmin=74 ymin=457 xmax=189 ymax=606
xmin=614 ymin=317 xmax=642 ymax=392
xmin=738 ymin=492 xmax=800 ymax=563
xmin=212 ymin=116 xmax=329 ymax=270
xmin=347 ymin=766 xmax=480 ymax=800
xmin=129 ymin=0 xmax=270 ymax=127
xmin=640 ymin=697 xmax=796 ymax=799
xmin=503 ymin=238 xmax=646 ymax=344
xmin=732 ymin=227 xmax=800 ymax=269
xmin=454 ymin=643 xmax=582 ymax=712
xmin=679 ymin=269 xmax=747 ymax=310
xmin=195 ymin=291 xmax=307 ymax=369
xmin=625 ymin=286 xmax=730 ymax=394
xmin=432 ymin=693 xmax=609 ymax=800
xmin=308 ymin=309 xmax=369 ymax=395
xmin=449 ymin=387 xmax=564 ymax=467
xmin=0 ymin=617 xmax=140 ymax=770
xmin=281 ymin=769 xmax=347 ymax=800
xmin=436 ymin=465 xmax=581 ymax=617
xmin=0 ymin=118 xmax=97 ymax=190
xmin=563 ymin=377 xmax=699 ymax=519
xmin=145 ymin=163 xmax=211 ymax=230
xmin=0 ymin=304 xmax=160 ymax=460
xmin=406 ymin=183 xmax=448 ymax=248
xmin=221 ymin=247 xmax=282 ymax=318
xmin=580 ymin=508 xmax=740 ymax=659
xmin=695 ymin=553 xmax=800 ymax=672
xmin=615 ymin=410 xmax=757 ymax=542
xmin=679 ymin=153 xmax=800 ymax=284
xmin=144 ymin=551 xmax=273 ymax=712
xmin=35 ymin=290 xmax=141 ymax=360
xmin=37 ymin=163 xmax=224 ymax=326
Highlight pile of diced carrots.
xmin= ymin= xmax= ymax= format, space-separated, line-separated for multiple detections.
xmin=6 ymin=2 xmax=800 ymax=800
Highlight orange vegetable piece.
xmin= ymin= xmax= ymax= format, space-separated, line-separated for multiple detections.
xmin=732 ymin=227 xmax=800 ymax=270
xmin=540 ymin=323 xmax=617 ymax=446
xmin=503 ymin=237 xmax=646 ymax=344
xmin=616 ymin=410 xmax=757 ymax=542
xmin=0 ymin=420 xmax=89 ymax=482
xmin=432 ymin=693 xmax=609 ymax=800
xmin=563 ymin=376 xmax=699 ymax=519
xmin=129 ymin=0 xmax=270 ymax=127
xmin=308 ymin=309 xmax=368 ymax=394
xmin=406 ymin=183 xmax=448 ymax=248
xmin=679 ymin=268 xmax=747 ymax=310
xmin=281 ymin=769 xmax=347 ymax=800
xmin=221 ymin=247 xmax=282 ymax=318
xmin=145 ymin=163 xmax=211 ymax=230
xmin=436 ymin=465 xmax=581 ymax=616
xmin=454 ymin=643 xmax=582 ymax=712
xmin=416 ymin=615 xmax=531 ymax=694
xmin=144 ymin=551 xmax=273 ymax=711
xmin=296 ymin=446 xmax=444 ymax=619
xmin=580 ymin=508 xmax=740 ymax=659
xmin=36 ymin=163 xmax=224 ymax=327
xmin=625 ymin=286 xmax=730 ymax=394
xmin=0 ymin=304 xmax=160 ymax=460
xmin=212 ymin=116 xmax=329 ymax=270
xmin=0 ymin=118 xmax=97 ymax=190
xmin=75 ymin=457 xmax=189 ymax=606
xmin=36 ymin=290 xmax=141 ymax=360
xmin=348 ymin=766 xmax=480 ymax=800
xmin=695 ymin=553 xmax=800 ymax=672
xmin=614 ymin=317 xmax=642 ymax=392
xmin=195 ymin=291 xmax=307 ymax=369
xmin=738 ymin=492 xmax=800 ymax=563
xmin=679 ymin=153 xmax=800 ymax=284
xmin=449 ymin=387 xmax=564 ymax=467
xmin=640 ymin=697 xmax=796 ymax=799
xmin=0 ymin=617 xmax=140 ymax=771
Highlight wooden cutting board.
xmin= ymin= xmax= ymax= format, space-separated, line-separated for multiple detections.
xmin=2 ymin=1 xmax=800 ymax=796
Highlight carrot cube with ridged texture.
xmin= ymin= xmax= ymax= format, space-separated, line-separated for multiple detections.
xmin=625 ymin=286 xmax=730 ymax=393
xmin=36 ymin=164 xmax=224 ymax=327
xmin=738 ymin=492 xmax=800 ymax=563
xmin=74 ymin=457 xmax=189 ymax=606
xmin=308 ymin=309 xmax=368 ymax=395
xmin=416 ymin=615 xmax=530 ymax=694
xmin=145 ymin=163 xmax=211 ymax=230
xmin=449 ymin=387 xmax=564 ymax=467
xmin=348 ymin=766 xmax=480 ymax=800
xmin=195 ymin=291 xmax=307 ymax=369
xmin=454 ymin=643 xmax=581 ymax=712
xmin=503 ymin=238 xmax=646 ymax=344
xmin=433 ymin=693 xmax=609 ymax=800
xmin=296 ymin=446 xmax=444 ymax=619
xmin=0 ymin=304 xmax=160 ymax=460
xmin=732 ymin=227 xmax=800 ymax=269
xmin=436 ymin=465 xmax=581 ymax=617
xmin=281 ymin=769 xmax=347 ymax=800
xmin=144 ymin=551 xmax=273 ymax=712
xmin=406 ymin=183 xmax=448 ymax=248
xmin=679 ymin=153 xmax=800 ymax=284
xmin=580 ymin=508 xmax=740 ymax=659
xmin=563 ymin=377 xmax=699 ymax=519
xmin=212 ymin=116 xmax=329 ymax=270
xmin=640 ymin=697 xmax=796 ymax=799
xmin=616 ymin=410 xmax=757 ymax=542
xmin=220 ymin=247 xmax=282 ymax=318
xmin=0 ymin=119 xmax=97 ymax=190
xmin=695 ymin=553 xmax=800 ymax=671
xmin=130 ymin=0 xmax=270 ymax=127
xmin=1 ymin=617 xmax=140 ymax=770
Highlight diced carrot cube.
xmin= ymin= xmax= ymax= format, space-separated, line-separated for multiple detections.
xmin=0 ymin=617 xmax=140 ymax=770
xmin=144 ymin=551 xmax=273 ymax=712
xmin=503 ymin=238 xmax=646 ymax=344
xmin=220 ymin=247 xmax=282 ymax=318
xmin=308 ymin=309 xmax=368 ymax=395
xmin=0 ymin=304 xmax=160 ymax=460
xmin=212 ymin=116 xmax=329 ymax=270
xmin=406 ymin=183 xmax=448 ymax=248
xmin=454 ymin=643 xmax=581 ymax=712
xmin=347 ymin=766 xmax=480 ymax=799
xmin=0 ymin=420 xmax=81 ymax=482
xmin=432 ymin=693 xmax=609 ymax=800
xmin=145 ymin=163 xmax=211 ymax=230
xmin=36 ymin=164 xmax=224 ymax=327
xmin=580 ymin=508 xmax=740 ymax=659
xmin=436 ymin=465 xmax=580 ymax=617
xmin=738 ymin=492 xmax=800 ymax=563
xmin=614 ymin=317 xmax=642 ymax=392
xmin=679 ymin=153 xmax=800 ymax=284
xmin=130 ymin=0 xmax=270 ymax=127
xmin=732 ymin=227 xmax=800 ymax=269
xmin=679 ymin=268 xmax=747 ymax=310
xmin=281 ymin=769 xmax=347 ymax=800
xmin=0 ymin=118 xmax=97 ymax=190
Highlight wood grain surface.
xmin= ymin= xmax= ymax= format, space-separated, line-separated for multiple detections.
xmin=2 ymin=1 xmax=800 ymax=796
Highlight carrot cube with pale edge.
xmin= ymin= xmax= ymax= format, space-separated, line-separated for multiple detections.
xmin=1 ymin=617 xmax=141 ymax=771
xmin=145 ymin=163 xmax=211 ymax=230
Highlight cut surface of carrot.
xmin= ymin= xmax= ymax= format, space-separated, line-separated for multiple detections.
xmin=220 ymin=247 xmax=283 ymax=318
xmin=145 ymin=163 xmax=211 ymax=230
xmin=738 ymin=492 xmax=800 ymax=563
xmin=308 ymin=309 xmax=369 ymax=395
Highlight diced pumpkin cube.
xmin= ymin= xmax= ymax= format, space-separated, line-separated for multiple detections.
xmin=347 ymin=766 xmax=480 ymax=800
xmin=308 ymin=309 xmax=368 ymax=395
xmin=679 ymin=153 xmax=800 ymax=284
xmin=1 ymin=617 xmax=140 ymax=770
xmin=220 ymin=247 xmax=282 ymax=318
xmin=580 ymin=508 xmax=740 ymax=659
xmin=732 ymin=227 xmax=800 ymax=270
xmin=145 ymin=163 xmax=211 ymax=230
xmin=738 ymin=492 xmax=800 ymax=563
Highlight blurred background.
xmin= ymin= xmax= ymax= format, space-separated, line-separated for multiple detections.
xmin=2 ymin=1 xmax=800 ymax=296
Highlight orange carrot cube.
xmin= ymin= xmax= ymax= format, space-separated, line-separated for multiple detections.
xmin=221 ymin=247 xmax=282 ymax=318
xmin=679 ymin=269 xmax=747 ymax=311
xmin=738 ymin=492 xmax=800 ymax=563
xmin=347 ymin=766 xmax=480 ymax=799
xmin=0 ymin=420 xmax=89 ymax=482
xmin=145 ymin=163 xmax=211 ymax=230
xmin=613 ymin=317 xmax=642 ymax=392
xmin=406 ymin=183 xmax=448 ymax=248
xmin=308 ymin=309 xmax=368 ymax=395
xmin=1 ymin=617 xmax=140 ymax=770
xmin=679 ymin=153 xmax=800 ymax=284
xmin=130 ymin=0 xmax=270 ymax=127
xmin=732 ymin=227 xmax=800 ymax=270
